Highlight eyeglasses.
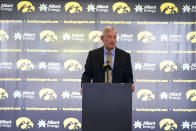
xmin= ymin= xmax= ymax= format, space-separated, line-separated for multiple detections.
xmin=104 ymin=35 xmax=117 ymax=39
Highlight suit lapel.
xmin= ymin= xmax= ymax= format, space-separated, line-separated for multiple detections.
xmin=113 ymin=48 xmax=120 ymax=75
xmin=98 ymin=47 xmax=105 ymax=81
xmin=98 ymin=46 xmax=104 ymax=67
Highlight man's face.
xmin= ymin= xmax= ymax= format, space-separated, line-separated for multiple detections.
xmin=101 ymin=30 xmax=117 ymax=51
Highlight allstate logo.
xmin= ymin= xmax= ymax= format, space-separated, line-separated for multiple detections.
xmin=160 ymin=2 xmax=178 ymax=14
xmin=137 ymin=31 xmax=155 ymax=43
xmin=17 ymin=1 xmax=35 ymax=13
xmin=0 ymin=88 xmax=8 ymax=100
xmin=88 ymin=31 xmax=102 ymax=42
xmin=160 ymin=60 xmax=177 ymax=72
xmin=64 ymin=2 xmax=83 ymax=14
xmin=16 ymin=59 xmax=34 ymax=71
xmin=137 ymin=89 xmax=155 ymax=102
xmin=63 ymin=118 xmax=81 ymax=130
xmin=39 ymin=88 xmax=57 ymax=100
xmin=64 ymin=59 xmax=82 ymax=72
xmin=16 ymin=117 xmax=34 ymax=129
xmin=40 ymin=30 xmax=57 ymax=42
xmin=186 ymin=89 xmax=196 ymax=102
xmin=0 ymin=30 xmax=9 ymax=41
xmin=112 ymin=2 xmax=130 ymax=14
xmin=186 ymin=32 xmax=196 ymax=43
xmin=159 ymin=118 xmax=177 ymax=130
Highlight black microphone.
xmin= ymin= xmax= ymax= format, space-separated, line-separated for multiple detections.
xmin=103 ymin=61 xmax=112 ymax=71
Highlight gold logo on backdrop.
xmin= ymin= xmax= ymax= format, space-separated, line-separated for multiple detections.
xmin=40 ymin=30 xmax=57 ymax=42
xmin=64 ymin=2 xmax=83 ymax=14
xmin=159 ymin=118 xmax=177 ymax=130
xmin=17 ymin=1 xmax=35 ymax=13
xmin=64 ymin=59 xmax=82 ymax=72
xmin=112 ymin=2 xmax=131 ymax=14
xmin=137 ymin=31 xmax=155 ymax=43
xmin=88 ymin=31 xmax=102 ymax=42
xmin=0 ymin=88 xmax=8 ymax=100
xmin=16 ymin=59 xmax=34 ymax=71
xmin=160 ymin=2 xmax=178 ymax=14
xmin=137 ymin=89 xmax=155 ymax=101
xmin=186 ymin=32 xmax=196 ymax=43
xmin=112 ymin=2 xmax=130 ymax=14
xmin=39 ymin=88 xmax=57 ymax=100
xmin=160 ymin=60 xmax=177 ymax=72
xmin=16 ymin=117 xmax=34 ymax=129
xmin=0 ymin=30 xmax=9 ymax=41
xmin=186 ymin=89 xmax=196 ymax=102
xmin=63 ymin=118 xmax=81 ymax=130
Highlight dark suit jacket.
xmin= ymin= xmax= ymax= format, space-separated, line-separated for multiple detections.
xmin=81 ymin=46 xmax=134 ymax=83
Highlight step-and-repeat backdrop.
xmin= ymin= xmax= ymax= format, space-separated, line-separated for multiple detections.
xmin=0 ymin=0 xmax=195 ymax=130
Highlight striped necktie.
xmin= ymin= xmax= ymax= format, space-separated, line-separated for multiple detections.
xmin=105 ymin=51 xmax=112 ymax=83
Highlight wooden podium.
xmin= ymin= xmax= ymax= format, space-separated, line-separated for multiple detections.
xmin=82 ymin=83 xmax=132 ymax=131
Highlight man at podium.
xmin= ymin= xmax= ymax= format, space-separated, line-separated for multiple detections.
xmin=81 ymin=26 xmax=135 ymax=93
xmin=81 ymin=26 xmax=134 ymax=131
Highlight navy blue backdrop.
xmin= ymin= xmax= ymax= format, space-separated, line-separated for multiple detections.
xmin=0 ymin=0 xmax=195 ymax=130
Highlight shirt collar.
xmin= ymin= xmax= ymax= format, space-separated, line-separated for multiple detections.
xmin=104 ymin=47 xmax=115 ymax=55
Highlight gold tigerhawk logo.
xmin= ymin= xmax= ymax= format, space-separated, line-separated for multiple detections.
xmin=63 ymin=118 xmax=81 ymax=130
xmin=88 ymin=31 xmax=102 ymax=43
xmin=64 ymin=59 xmax=82 ymax=72
xmin=137 ymin=31 xmax=155 ymax=43
xmin=17 ymin=1 xmax=35 ymax=13
xmin=160 ymin=2 xmax=178 ymax=14
xmin=137 ymin=89 xmax=155 ymax=101
xmin=39 ymin=88 xmax=57 ymax=100
xmin=160 ymin=60 xmax=177 ymax=72
xmin=112 ymin=2 xmax=131 ymax=14
xmin=186 ymin=32 xmax=196 ymax=43
xmin=186 ymin=89 xmax=196 ymax=102
xmin=40 ymin=30 xmax=57 ymax=42
xmin=64 ymin=2 xmax=83 ymax=14
xmin=16 ymin=117 xmax=34 ymax=129
xmin=159 ymin=118 xmax=177 ymax=130
xmin=0 ymin=30 xmax=9 ymax=41
xmin=16 ymin=59 xmax=34 ymax=71
xmin=0 ymin=88 xmax=8 ymax=100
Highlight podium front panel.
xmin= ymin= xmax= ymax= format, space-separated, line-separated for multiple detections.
xmin=82 ymin=83 xmax=132 ymax=131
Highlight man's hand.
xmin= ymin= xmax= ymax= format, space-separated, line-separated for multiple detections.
xmin=132 ymin=84 xmax=135 ymax=92
xmin=80 ymin=88 xmax=83 ymax=95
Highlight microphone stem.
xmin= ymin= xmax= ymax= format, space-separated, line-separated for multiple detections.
xmin=107 ymin=70 xmax=109 ymax=83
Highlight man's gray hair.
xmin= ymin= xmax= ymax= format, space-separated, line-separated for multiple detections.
xmin=102 ymin=26 xmax=117 ymax=36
